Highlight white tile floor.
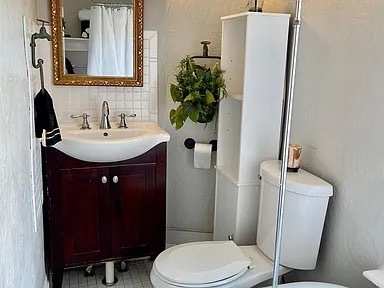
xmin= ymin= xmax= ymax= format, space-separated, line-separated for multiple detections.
xmin=62 ymin=259 xmax=153 ymax=288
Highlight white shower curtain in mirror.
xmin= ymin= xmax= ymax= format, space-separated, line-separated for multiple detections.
xmin=87 ymin=5 xmax=134 ymax=77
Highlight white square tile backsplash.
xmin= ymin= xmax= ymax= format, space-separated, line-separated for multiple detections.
xmin=39 ymin=31 xmax=158 ymax=126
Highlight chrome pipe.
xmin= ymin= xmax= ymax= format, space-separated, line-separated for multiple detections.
xmin=272 ymin=0 xmax=303 ymax=287
xmin=105 ymin=261 xmax=114 ymax=285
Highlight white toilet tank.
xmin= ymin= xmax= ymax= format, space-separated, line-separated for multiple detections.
xmin=257 ymin=160 xmax=333 ymax=270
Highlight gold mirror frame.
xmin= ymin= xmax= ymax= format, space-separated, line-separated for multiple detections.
xmin=50 ymin=0 xmax=143 ymax=86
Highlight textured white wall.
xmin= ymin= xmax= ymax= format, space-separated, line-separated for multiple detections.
xmin=0 ymin=1 xmax=48 ymax=288
xmin=262 ymin=1 xmax=384 ymax=287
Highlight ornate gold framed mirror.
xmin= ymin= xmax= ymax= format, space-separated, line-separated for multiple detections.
xmin=50 ymin=0 xmax=143 ymax=86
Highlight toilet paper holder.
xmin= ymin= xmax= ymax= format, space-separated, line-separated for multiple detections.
xmin=184 ymin=138 xmax=217 ymax=151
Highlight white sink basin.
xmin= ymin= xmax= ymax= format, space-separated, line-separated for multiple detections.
xmin=71 ymin=129 xmax=147 ymax=140
xmin=50 ymin=122 xmax=170 ymax=162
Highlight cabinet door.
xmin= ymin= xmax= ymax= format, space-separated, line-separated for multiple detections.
xmin=60 ymin=167 xmax=110 ymax=266
xmin=109 ymin=164 xmax=156 ymax=258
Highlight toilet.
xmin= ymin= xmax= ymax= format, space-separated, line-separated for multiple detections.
xmin=151 ymin=160 xmax=334 ymax=288
xmin=267 ymin=283 xmax=348 ymax=288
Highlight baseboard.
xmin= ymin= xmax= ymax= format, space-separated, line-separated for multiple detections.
xmin=166 ymin=229 xmax=213 ymax=246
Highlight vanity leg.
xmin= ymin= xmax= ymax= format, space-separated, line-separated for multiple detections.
xmin=51 ymin=268 xmax=63 ymax=288
xmin=102 ymin=261 xmax=118 ymax=286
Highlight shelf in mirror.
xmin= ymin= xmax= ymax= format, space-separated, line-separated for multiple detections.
xmin=64 ymin=38 xmax=89 ymax=52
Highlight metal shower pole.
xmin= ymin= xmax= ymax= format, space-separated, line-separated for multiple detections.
xmin=272 ymin=0 xmax=303 ymax=287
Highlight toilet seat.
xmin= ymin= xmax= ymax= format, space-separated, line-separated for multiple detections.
xmin=153 ymin=241 xmax=251 ymax=287
xmin=153 ymin=265 xmax=248 ymax=288
xmin=151 ymin=244 xmax=292 ymax=288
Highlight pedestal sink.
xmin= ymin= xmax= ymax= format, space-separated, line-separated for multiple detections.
xmin=50 ymin=122 xmax=170 ymax=162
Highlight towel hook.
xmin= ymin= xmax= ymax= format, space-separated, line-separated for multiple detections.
xmin=30 ymin=19 xmax=52 ymax=92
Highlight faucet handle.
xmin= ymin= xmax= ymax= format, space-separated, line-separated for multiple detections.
xmin=37 ymin=19 xmax=50 ymax=25
xmin=118 ymin=113 xmax=127 ymax=129
xmin=118 ymin=113 xmax=136 ymax=129
xmin=70 ymin=113 xmax=91 ymax=130
xmin=121 ymin=113 xmax=137 ymax=118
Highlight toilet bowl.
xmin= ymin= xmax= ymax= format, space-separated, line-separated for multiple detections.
xmin=151 ymin=160 xmax=334 ymax=288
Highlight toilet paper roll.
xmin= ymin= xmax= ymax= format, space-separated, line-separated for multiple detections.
xmin=194 ymin=143 xmax=212 ymax=169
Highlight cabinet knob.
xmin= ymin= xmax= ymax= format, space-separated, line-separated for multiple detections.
xmin=101 ymin=176 xmax=108 ymax=184
xmin=113 ymin=176 xmax=119 ymax=184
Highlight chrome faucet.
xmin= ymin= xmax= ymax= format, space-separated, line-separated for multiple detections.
xmin=99 ymin=101 xmax=111 ymax=129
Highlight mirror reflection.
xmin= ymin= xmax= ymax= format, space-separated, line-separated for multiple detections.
xmin=62 ymin=0 xmax=134 ymax=77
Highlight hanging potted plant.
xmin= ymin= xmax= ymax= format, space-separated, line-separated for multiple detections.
xmin=169 ymin=56 xmax=228 ymax=130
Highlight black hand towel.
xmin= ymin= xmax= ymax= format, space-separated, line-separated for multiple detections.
xmin=34 ymin=88 xmax=62 ymax=146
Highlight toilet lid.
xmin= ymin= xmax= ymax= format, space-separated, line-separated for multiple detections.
xmin=154 ymin=241 xmax=251 ymax=286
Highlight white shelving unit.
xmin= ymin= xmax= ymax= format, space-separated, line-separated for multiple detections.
xmin=214 ymin=12 xmax=290 ymax=245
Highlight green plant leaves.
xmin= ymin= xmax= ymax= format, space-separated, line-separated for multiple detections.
xmin=169 ymin=105 xmax=189 ymax=129
xmin=169 ymin=55 xmax=228 ymax=130
xmin=170 ymin=84 xmax=181 ymax=102
xmin=189 ymin=110 xmax=200 ymax=122
xmin=193 ymin=80 xmax=203 ymax=90
xmin=205 ymin=90 xmax=215 ymax=104
xmin=187 ymin=57 xmax=195 ymax=72
xmin=184 ymin=93 xmax=195 ymax=102
xmin=184 ymin=92 xmax=200 ymax=102
xmin=175 ymin=119 xmax=184 ymax=130
xmin=195 ymin=68 xmax=205 ymax=79
xmin=170 ymin=109 xmax=177 ymax=125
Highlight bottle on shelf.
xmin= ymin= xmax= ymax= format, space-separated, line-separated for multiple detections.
xmin=248 ymin=0 xmax=264 ymax=12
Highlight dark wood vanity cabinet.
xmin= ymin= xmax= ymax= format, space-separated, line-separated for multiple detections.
xmin=42 ymin=143 xmax=167 ymax=288
xmin=60 ymin=167 xmax=110 ymax=265
xmin=109 ymin=164 xmax=156 ymax=258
